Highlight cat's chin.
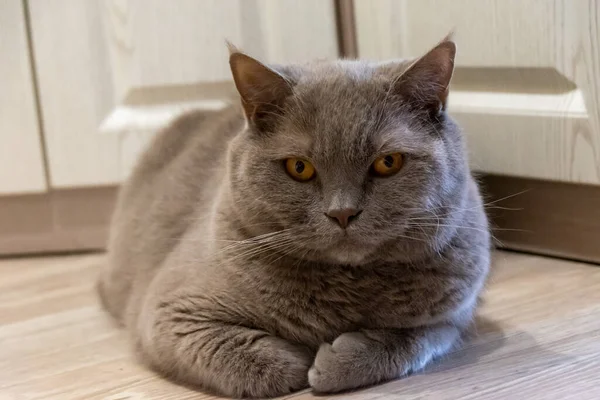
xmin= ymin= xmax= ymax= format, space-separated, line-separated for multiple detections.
xmin=322 ymin=244 xmax=373 ymax=266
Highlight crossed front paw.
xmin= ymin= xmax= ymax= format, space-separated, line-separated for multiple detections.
xmin=308 ymin=332 xmax=393 ymax=393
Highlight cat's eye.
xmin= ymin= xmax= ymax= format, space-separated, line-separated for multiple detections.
xmin=371 ymin=153 xmax=403 ymax=177
xmin=285 ymin=158 xmax=316 ymax=182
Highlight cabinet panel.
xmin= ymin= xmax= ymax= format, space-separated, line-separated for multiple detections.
xmin=29 ymin=0 xmax=338 ymax=188
xmin=354 ymin=0 xmax=600 ymax=184
xmin=0 ymin=0 xmax=47 ymax=195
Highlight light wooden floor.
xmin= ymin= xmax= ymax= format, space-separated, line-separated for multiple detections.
xmin=1 ymin=251 xmax=599 ymax=400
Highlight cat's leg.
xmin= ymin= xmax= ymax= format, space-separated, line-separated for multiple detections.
xmin=135 ymin=302 xmax=312 ymax=398
xmin=308 ymin=323 xmax=461 ymax=393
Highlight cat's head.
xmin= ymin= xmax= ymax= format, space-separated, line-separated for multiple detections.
xmin=225 ymin=37 xmax=471 ymax=265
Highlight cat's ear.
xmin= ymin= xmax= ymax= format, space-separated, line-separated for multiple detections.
xmin=229 ymin=47 xmax=293 ymax=132
xmin=394 ymin=35 xmax=456 ymax=114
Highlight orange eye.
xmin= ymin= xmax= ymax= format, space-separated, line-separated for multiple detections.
xmin=285 ymin=158 xmax=316 ymax=182
xmin=371 ymin=153 xmax=403 ymax=177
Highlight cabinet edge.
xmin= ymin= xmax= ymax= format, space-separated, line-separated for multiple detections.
xmin=334 ymin=0 xmax=358 ymax=58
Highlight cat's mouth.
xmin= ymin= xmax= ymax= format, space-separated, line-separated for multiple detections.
xmin=282 ymin=225 xmax=382 ymax=265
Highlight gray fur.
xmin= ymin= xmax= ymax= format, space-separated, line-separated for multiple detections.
xmin=98 ymin=39 xmax=490 ymax=398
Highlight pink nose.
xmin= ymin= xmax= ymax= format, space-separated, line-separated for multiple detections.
xmin=326 ymin=208 xmax=362 ymax=229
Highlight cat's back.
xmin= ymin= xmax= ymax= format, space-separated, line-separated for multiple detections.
xmin=99 ymin=105 xmax=244 ymax=323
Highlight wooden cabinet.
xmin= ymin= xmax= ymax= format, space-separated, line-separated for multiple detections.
xmin=0 ymin=0 xmax=47 ymax=195
xmin=354 ymin=0 xmax=600 ymax=184
xmin=7 ymin=0 xmax=600 ymax=189
xmin=28 ymin=0 xmax=338 ymax=189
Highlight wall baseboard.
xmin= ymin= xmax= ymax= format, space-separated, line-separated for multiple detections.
xmin=0 ymin=187 xmax=117 ymax=256
xmin=1 ymin=176 xmax=599 ymax=264
xmin=481 ymin=175 xmax=600 ymax=264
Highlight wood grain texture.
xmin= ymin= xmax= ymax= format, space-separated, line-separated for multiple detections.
xmin=1 ymin=251 xmax=599 ymax=399
xmin=28 ymin=0 xmax=338 ymax=189
xmin=354 ymin=0 xmax=600 ymax=184
xmin=0 ymin=0 xmax=47 ymax=195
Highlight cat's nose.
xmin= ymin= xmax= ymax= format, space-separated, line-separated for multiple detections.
xmin=326 ymin=208 xmax=362 ymax=229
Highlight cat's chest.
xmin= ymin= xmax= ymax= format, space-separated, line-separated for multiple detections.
xmin=236 ymin=264 xmax=454 ymax=347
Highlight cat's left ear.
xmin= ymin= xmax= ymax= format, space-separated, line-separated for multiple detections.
xmin=228 ymin=46 xmax=293 ymax=132
xmin=394 ymin=35 xmax=456 ymax=114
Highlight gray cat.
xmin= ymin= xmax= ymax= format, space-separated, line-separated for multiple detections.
xmin=98 ymin=37 xmax=490 ymax=398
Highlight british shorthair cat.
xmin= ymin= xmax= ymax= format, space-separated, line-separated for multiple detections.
xmin=98 ymin=36 xmax=490 ymax=398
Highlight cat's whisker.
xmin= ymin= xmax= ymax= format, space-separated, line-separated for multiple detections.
xmin=216 ymin=232 xmax=318 ymax=267
xmin=401 ymin=190 xmax=528 ymax=217
xmin=216 ymin=240 xmax=294 ymax=262
xmin=222 ymin=241 xmax=298 ymax=265
xmin=487 ymin=226 xmax=530 ymax=233
xmin=216 ymin=234 xmax=297 ymax=260
xmin=177 ymin=236 xmax=297 ymax=271
xmin=167 ymin=223 xmax=289 ymax=244
xmin=482 ymin=189 xmax=531 ymax=206
xmin=218 ymin=228 xmax=295 ymax=249
xmin=265 ymin=242 xmax=305 ymax=265
xmin=265 ymin=246 xmax=302 ymax=262
xmin=409 ymin=222 xmax=529 ymax=236
xmin=194 ymin=237 xmax=293 ymax=265
xmin=394 ymin=232 xmax=430 ymax=243
xmin=412 ymin=222 xmax=433 ymax=239
xmin=408 ymin=223 xmax=490 ymax=235
xmin=484 ymin=205 xmax=524 ymax=211
xmin=407 ymin=204 xmax=523 ymax=216
xmin=404 ymin=190 xmax=527 ymax=222
xmin=405 ymin=203 xmax=524 ymax=223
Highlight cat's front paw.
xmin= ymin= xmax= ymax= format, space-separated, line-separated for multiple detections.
xmin=240 ymin=337 xmax=312 ymax=397
xmin=309 ymin=332 xmax=386 ymax=393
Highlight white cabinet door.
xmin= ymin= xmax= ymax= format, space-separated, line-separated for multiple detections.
xmin=354 ymin=0 xmax=600 ymax=184
xmin=29 ymin=0 xmax=338 ymax=189
xmin=0 ymin=0 xmax=47 ymax=195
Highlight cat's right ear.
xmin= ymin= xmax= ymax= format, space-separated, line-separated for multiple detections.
xmin=229 ymin=47 xmax=293 ymax=132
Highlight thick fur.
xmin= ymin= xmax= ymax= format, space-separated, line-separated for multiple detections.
xmin=98 ymin=46 xmax=490 ymax=398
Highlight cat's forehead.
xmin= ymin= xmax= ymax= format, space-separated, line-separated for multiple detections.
xmin=259 ymin=59 xmax=438 ymax=162
xmin=288 ymin=67 xmax=388 ymax=133
xmin=287 ymin=60 xmax=412 ymax=127
xmin=279 ymin=68 xmax=428 ymax=155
